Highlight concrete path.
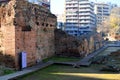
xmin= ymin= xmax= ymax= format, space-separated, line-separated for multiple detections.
xmin=0 ymin=61 xmax=54 ymax=80
xmin=74 ymin=46 xmax=108 ymax=67
xmin=74 ymin=42 xmax=120 ymax=67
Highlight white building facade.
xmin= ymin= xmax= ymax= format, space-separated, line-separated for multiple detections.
xmin=94 ymin=2 xmax=117 ymax=26
xmin=65 ymin=0 xmax=96 ymax=36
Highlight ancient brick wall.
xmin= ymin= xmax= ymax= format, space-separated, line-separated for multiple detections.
xmin=0 ymin=0 xmax=16 ymax=68
xmin=55 ymin=29 xmax=104 ymax=57
xmin=54 ymin=29 xmax=83 ymax=57
xmin=36 ymin=27 xmax=55 ymax=61
xmin=0 ymin=0 xmax=56 ymax=69
xmin=15 ymin=27 xmax=37 ymax=68
xmin=14 ymin=0 xmax=56 ymax=68
xmin=0 ymin=0 xmax=104 ymax=69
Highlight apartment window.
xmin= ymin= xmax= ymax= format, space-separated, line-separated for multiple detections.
xmin=97 ymin=7 xmax=102 ymax=9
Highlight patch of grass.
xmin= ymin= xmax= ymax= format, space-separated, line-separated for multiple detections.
xmin=3 ymin=69 xmax=15 ymax=75
xmin=0 ymin=66 xmax=15 ymax=76
xmin=105 ymin=56 xmax=120 ymax=67
xmin=18 ymin=64 xmax=120 ymax=80
xmin=18 ymin=47 xmax=120 ymax=80
xmin=43 ymin=56 xmax=80 ymax=62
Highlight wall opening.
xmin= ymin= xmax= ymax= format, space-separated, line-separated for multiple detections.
xmin=22 ymin=25 xmax=32 ymax=31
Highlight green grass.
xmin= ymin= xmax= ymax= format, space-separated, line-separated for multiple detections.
xmin=18 ymin=55 xmax=120 ymax=80
xmin=17 ymin=47 xmax=120 ymax=80
xmin=3 ymin=69 xmax=15 ymax=75
xmin=18 ymin=64 xmax=120 ymax=80
xmin=43 ymin=56 xmax=81 ymax=62
xmin=0 ymin=67 xmax=15 ymax=76
xmin=106 ymin=56 xmax=120 ymax=67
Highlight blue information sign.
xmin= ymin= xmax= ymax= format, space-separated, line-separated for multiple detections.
xmin=21 ymin=52 xmax=27 ymax=68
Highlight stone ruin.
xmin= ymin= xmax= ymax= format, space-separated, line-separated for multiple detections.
xmin=55 ymin=29 xmax=104 ymax=58
xmin=0 ymin=0 xmax=56 ymax=69
xmin=0 ymin=0 xmax=105 ymax=69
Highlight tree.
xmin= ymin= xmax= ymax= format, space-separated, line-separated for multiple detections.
xmin=97 ymin=18 xmax=110 ymax=36
xmin=109 ymin=7 xmax=120 ymax=35
xmin=97 ymin=7 xmax=120 ymax=37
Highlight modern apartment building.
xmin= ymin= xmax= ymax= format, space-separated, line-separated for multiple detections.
xmin=94 ymin=2 xmax=117 ymax=26
xmin=111 ymin=7 xmax=120 ymax=16
xmin=65 ymin=0 xmax=96 ymax=36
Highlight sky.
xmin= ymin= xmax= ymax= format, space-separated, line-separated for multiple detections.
xmin=51 ymin=0 xmax=120 ymax=14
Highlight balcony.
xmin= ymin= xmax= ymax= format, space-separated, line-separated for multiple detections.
xmin=79 ymin=13 xmax=94 ymax=16
xmin=66 ymin=23 xmax=78 ymax=26
xmin=80 ymin=20 xmax=91 ymax=23
xmin=66 ymin=20 xmax=79 ymax=23
xmin=79 ymin=1 xmax=90 ymax=4
xmin=66 ymin=13 xmax=77 ymax=15
xmin=65 ymin=26 xmax=79 ymax=31
xmin=66 ymin=9 xmax=78 ymax=12
xmin=79 ymin=17 xmax=91 ymax=19
xmin=66 ymin=1 xmax=78 ymax=4
xmin=66 ymin=17 xmax=78 ymax=19
xmin=66 ymin=5 xmax=78 ymax=7
xmin=79 ymin=9 xmax=92 ymax=12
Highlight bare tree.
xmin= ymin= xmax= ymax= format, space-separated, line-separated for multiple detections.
xmin=97 ymin=7 xmax=120 ymax=37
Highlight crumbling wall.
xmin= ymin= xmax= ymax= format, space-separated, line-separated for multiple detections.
xmin=0 ymin=0 xmax=56 ymax=69
xmin=0 ymin=0 xmax=16 ymax=68
xmin=54 ymin=29 xmax=82 ymax=57
xmin=55 ymin=29 xmax=104 ymax=57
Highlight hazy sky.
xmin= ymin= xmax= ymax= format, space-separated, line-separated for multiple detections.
xmin=51 ymin=0 xmax=120 ymax=14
